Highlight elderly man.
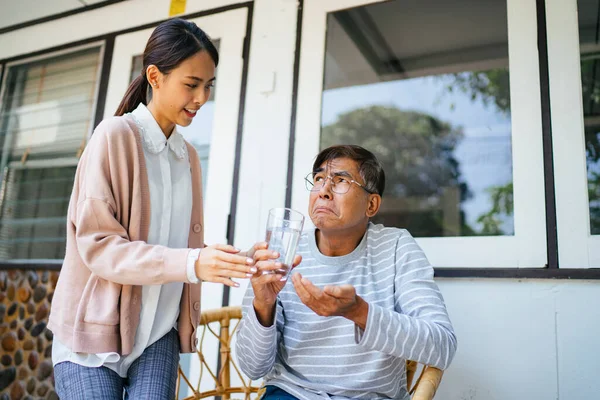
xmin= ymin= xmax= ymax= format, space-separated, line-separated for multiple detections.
xmin=236 ymin=145 xmax=457 ymax=400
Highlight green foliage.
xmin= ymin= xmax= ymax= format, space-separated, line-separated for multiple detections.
xmin=321 ymin=105 xmax=468 ymax=199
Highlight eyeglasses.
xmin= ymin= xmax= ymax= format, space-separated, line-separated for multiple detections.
xmin=304 ymin=172 xmax=374 ymax=195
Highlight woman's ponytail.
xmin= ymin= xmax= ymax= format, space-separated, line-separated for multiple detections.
xmin=114 ymin=74 xmax=149 ymax=116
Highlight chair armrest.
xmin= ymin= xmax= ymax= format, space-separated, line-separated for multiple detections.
xmin=411 ymin=366 xmax=443 ymax=400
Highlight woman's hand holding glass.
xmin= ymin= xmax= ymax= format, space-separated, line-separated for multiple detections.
xmin=194 ymin=244 xmax=257 ymax=287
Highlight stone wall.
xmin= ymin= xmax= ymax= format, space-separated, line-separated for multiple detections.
xmin=0 ymin=269 xmax=59 ymax=400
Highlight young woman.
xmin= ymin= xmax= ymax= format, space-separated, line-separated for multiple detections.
xmin=48 ymin=18 xmax=268 ymax=399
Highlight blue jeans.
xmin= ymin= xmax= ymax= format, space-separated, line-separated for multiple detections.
xmin=262 ymin=385 xmax=300 ymax=400
xmin=54 ymin=328 xmax=180 ymax=399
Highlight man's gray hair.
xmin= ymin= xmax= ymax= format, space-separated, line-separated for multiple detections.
xmin=312 ymin=145 xmax=385 ymax=196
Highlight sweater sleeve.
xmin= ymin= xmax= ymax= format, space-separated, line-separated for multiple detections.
xmin=356 ymin=231 xmax=457 ymax=370
xmin=73 ymin=119 xmax=192 ymax=285
xmin=235 ymin=284 xmax=282 ymax=379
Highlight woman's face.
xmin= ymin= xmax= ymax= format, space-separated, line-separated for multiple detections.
xmin=147 ymin=50 xmax=216 ymax=134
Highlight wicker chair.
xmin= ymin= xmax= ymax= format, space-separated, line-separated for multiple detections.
xmin=176 ymin=306 xmax=259 ymax=399
xmin=176 ymin=306 xmax=443 ymax=400
xmin=406 ymin=360 xmax=444 ymax=400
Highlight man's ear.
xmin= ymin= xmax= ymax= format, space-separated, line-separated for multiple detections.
xmin=366 ymin=194 xmax=381 ymax=218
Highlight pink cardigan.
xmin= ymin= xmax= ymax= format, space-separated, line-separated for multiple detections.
xmin=48 ymin=115 xmax=204 ymax=355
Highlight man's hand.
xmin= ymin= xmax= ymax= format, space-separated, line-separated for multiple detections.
xmin=251 ymin=246 xmax=302 ymax=327
xmin=292 ymin=273 xmax=369 ymax=330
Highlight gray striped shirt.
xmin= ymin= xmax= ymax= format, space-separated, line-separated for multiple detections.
xmin=236 ymin=223 xmax=457 ymax=400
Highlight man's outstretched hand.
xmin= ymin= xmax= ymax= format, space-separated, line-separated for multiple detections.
xmin=291 ymin=273 xmax=368 ymax=330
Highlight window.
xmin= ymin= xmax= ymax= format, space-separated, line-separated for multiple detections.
xmin=0 ymin=45 xmax=103 ymax=260
xmin=579 ymin=0 xmax=600 ymax=236
xmin=292 ymin=0 xmax=547 ymax=268
xmin=546 ymin=0 xmax=600 ymax=268
xmin=320 ymin=0 xmax=513 ymax=238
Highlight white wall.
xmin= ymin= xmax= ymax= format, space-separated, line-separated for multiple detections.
xmin=230 ymin=0 xmax=298 ymax=304
xmin=0 ymin=0 xmax=244 ymax=59
xmin=0 ymin=0 xmax=83 ymax=30
xmin=436 ymin=279 xmax=600 ymax=400
xmin=0 ymin=0 xmax=113 ymax=30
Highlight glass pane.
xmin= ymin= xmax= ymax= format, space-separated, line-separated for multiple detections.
xmin=0 ymin=47 xmax=101 ymax=162
xmin=129 ymin=39 xmax=220 ymax=191
xmin=321 ymin=0 xmax=513 ymax=237
xmin=0 ymin=46 xmax=101 ymax=260
xmin=129 ymin=53 xmax=144 ymax=83
xmin=0 ymin=166 xmax=76 ymax=259
xmin=578 ymin=0 xmax=600 ymax=235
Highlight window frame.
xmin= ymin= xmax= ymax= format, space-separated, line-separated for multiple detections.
xmin=545 ymin=0 xmax=600 ymax=268
xmin=0 ymin=41 xmax=105 ymax=164
xmin=0 ymin=41 xmax=105 ymax=262
xmin=290 ymin=0 xmax=548 ymax=268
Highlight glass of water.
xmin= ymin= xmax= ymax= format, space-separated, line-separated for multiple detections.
xmin=265 ymin=208 xmax=305 ymax=281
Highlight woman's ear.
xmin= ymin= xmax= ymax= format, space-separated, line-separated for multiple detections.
xmin=146 ymin=65 xmax=161 ymax=89
xmin=366 ymin=194 xmax=381 ymax=218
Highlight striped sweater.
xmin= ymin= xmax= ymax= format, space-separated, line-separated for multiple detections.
xmin=235 ymin=223 xmax=457 ymax=400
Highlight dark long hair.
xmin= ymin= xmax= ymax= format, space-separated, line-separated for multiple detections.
xmin=115 ymin=18 xmax=219 ymax=116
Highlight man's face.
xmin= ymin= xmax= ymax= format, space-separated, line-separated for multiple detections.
xmin=308 ymin=157 xmax=374 ymax=233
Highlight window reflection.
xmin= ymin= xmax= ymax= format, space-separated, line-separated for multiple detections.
xmin=578 ymin=0 xmax=600 ymax=235
xmin=321 ymin=0 xmax=513 ymax=237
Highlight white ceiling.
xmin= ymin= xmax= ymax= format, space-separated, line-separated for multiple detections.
xmin=324 ymin=0 xmax=509 ymax=90
xmin=0 ymin=0 xmax=113 ymax=30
